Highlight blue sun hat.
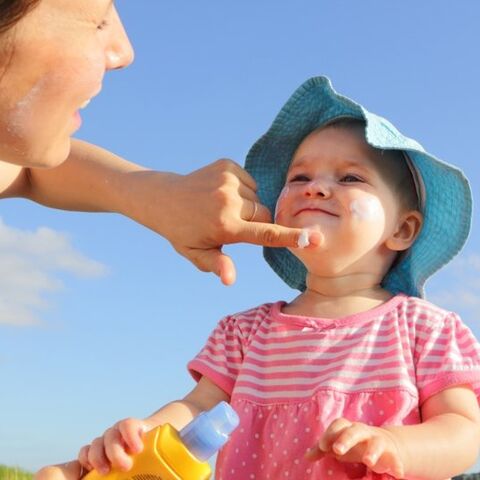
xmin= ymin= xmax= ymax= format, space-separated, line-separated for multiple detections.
xmin=245 ymin=76 xmax=472 ymax=298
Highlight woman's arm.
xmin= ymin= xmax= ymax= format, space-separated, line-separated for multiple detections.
xmin=1 ymin=139 xmax=309 ymax=284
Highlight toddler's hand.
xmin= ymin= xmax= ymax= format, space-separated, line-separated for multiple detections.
xmin=306 ymin=418 xmax=406 ymax=478
xmin=78 ymin=418 xmax=149 ymax=475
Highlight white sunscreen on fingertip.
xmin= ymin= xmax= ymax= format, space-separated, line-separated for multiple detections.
xmin=297 ymin=229 xmax=310 ymax=248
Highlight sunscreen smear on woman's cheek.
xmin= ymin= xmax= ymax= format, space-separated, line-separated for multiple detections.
xmin=349 ymin=197 xmax=384 ymax=222
xmin=7 ymin=79 xmax=45 ymax=135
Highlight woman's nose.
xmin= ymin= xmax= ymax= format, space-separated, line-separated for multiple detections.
xmin=304 ymin=179 xmax=330 ymax=198
xmin=105 ymin=7 xmax=135 ymax=71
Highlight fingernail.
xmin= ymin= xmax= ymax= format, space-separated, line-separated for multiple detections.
xmin=120 ymin=461 xmax=132 ymax=472
xmin=304 ymin=447 xmax=316 ymax=460
xmin=334 ymin=443 xmax=346 ymax=454
xmin=308 ymin=230 xmax=323 ymax=246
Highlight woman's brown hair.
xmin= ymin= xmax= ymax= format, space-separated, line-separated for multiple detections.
xmin=0 ymin=0 xmax=41 ymax=35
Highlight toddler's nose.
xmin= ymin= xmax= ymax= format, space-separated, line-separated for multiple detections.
xmin=304 ymin=179 xmax=330 ymax=198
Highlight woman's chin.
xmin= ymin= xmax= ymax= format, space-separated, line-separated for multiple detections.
xmin=30 ymin=137 xmax=72 ymax=168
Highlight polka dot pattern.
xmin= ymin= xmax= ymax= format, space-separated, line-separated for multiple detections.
xmin=213 ymin=392 xmax=418 ymax=479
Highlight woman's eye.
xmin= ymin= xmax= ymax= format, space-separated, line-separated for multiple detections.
xmin=289 ymin=174 xmax=310 ymax=183
xmin=340 ymin=174 xmax=363 ymax=183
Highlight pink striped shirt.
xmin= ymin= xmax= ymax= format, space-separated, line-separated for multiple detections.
xmin=188 ymin=294 xmax=480 ymax=479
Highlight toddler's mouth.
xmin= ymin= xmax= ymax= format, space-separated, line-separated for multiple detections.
xmin=295 ymin=207 xmax=338 ymax=217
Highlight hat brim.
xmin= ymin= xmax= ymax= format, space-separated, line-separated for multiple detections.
xmin=245 ymin=76 xmax=472 ymax=298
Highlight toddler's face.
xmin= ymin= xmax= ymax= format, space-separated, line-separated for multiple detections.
xmin=275 ymin=125 xmax=405 ymax=275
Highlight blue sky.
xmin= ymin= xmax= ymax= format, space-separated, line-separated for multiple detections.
xmin=1 ymin=0 xmax=480 ymax=473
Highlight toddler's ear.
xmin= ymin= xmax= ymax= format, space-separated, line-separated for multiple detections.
xmin=385 ymin=210 xmax=423 ymax=252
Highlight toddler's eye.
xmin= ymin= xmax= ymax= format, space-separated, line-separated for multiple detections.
xmin=340 ymin=174 xmax=363 ymax=183
xmin=288 ymin=174 xmax=310 ymax=183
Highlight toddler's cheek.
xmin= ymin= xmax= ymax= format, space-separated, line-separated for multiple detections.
xmin=274 ymin=186 xmax=290 ymax=222
xmin=349 ymin=197 xmax=384 ymax=223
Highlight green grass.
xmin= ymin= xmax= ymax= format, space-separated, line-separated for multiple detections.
xmin=0 ymin=465 xmax=33 ymax=480
xmin=0 ymin=463 xmax=478 ymax=480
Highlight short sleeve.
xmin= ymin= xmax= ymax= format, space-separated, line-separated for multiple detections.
xmin=415 ymin=312 xmax=480 ymax=404
xmin=188 ymin=315 xmax=245 ymax=396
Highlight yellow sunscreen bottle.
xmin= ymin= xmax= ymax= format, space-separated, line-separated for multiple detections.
xmin=84 ymin=402 xmax=239 ymax=480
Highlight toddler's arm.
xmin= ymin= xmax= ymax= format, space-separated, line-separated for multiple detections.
xmin=78 ymin=376 xmax=229 ymax=475
xmin=308 ymin=385 xmax=480 ymax=479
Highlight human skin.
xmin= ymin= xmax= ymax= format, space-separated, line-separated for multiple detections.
xmin=36 ymin=126 xmax=480 ymax=480
xmin=0 ymin=0 xmax=310 ymax=285
xmin=0 ymin=0 xmax=134 ymax=168
xmin=41 ymin=380 xmax=480 ymax=480
xmin=277 ymin=125 xmax=423 ymax=317
xmin=275 ymin=126 xmax=418 ymax=283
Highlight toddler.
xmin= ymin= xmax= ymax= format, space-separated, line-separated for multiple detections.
xmin=48 ymin=77 xmax=480 ymax=480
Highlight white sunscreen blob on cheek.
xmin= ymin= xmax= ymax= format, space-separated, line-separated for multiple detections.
xmin=350 ymin=197 xmax=384 ymax=221
xmin=274 ymin=185 xmax=290 ymax=221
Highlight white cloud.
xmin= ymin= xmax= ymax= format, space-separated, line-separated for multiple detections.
xmin=0 ymin=218 xmax=108 ymax=326
xmin=429 ymin=253 xmax=480 ymax=318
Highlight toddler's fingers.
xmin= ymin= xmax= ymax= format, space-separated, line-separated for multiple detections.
xmin=320 ymin=418 xmax=353 ymax=453
xmin=360 ymin=436 xmax=405 ymax=478
xmin=77 ymin=446 xmax=93 ymax=472
xmin=117 ymin=418 xmax=147 ymax=454
xmin=304 ymin=445 xmax=326 ymax=461
xmin=362 ymin=436 xmax=384 ymax=469
xmin=332 ymin=422 xmax=371 ymax=456
xmin=87 ymin=437 xmax=111 ymax=475
xmin=103 ymin=427 xmax=134 ymax=471
xmin=388 ymin=460 xmax=405 ymax=479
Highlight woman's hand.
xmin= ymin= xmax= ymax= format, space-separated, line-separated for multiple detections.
xmin=35 ymin=461 xmax=84 ymax=480
xmin=306 ymin=417 xmax=406 ymax=478
xmin=123 ymin=159 xmax=318 ymax=285
xmin=11 ymin=140 xmax=320 ymax=285
xmin=78 ymin=418 xmax=149 ymax=475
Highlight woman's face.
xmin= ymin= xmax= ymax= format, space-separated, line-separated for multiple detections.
xmin=0 ymin=0 xmax=134 ymax=168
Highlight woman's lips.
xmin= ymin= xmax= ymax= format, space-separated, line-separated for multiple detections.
xmin=72 ymin=110 xmax=82 ymax=130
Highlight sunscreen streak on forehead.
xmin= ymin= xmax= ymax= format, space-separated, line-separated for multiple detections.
xmin=350 ymin=197 xmax=383 ymax=221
